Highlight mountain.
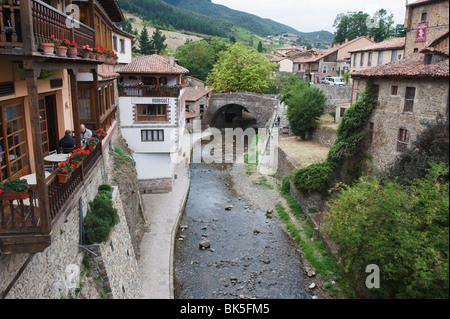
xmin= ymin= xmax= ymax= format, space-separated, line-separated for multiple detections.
xmin=119 ymin=0 xmax=334 ymax=46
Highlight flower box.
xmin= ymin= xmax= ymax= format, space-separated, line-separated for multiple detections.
xmin=0 ymin=191 xmax=30 ymax=201
xmin=71 ymin=160 xmax=82 ymax=168
xmin=57 ymin=174 xmax=71 ymax=184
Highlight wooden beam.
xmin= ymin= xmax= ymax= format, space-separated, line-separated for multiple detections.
xmin=19 ymin=0 xmax=35 ymax=54
xmin=24 ymin=62 xmax=51 ymax=235
xmin=92 ymin=68 xmax=101 ymax=129
xmin=69 ymin=71 xmax=82 ymax=148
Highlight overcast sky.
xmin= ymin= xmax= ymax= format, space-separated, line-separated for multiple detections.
xmin=212 ymin=0 xmax=407 ymax=33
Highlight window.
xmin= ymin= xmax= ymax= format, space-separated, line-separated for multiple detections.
xmin=368 ymin=52 xmax=372 ymax=66
xmin=78 ymin=87 xmax=92 ymax=120
xmin=136 ymin=104 xmax=168 ymax=122
xmin=141 ymin=130 xmax=164 ymax=142
xmin=369 ymin=122 xmax=374 ymax=144
xmin=391 ymin=50 xmax=398 ymax=62
xmin=421 ymin=12 xmax=428 ymax=22
xmin=397 ymin=128 xmax=409 ymax=153
xmin=377 ymin=52 xmax=383 ymax=65
xmin=113 ymin=36 xmax=118 ymax=52
xmin=340 ymin=107 xmax=347 ymax=117
xmin=353 ymin=54 xmax=358 ymax=66
xmin=142 ymin=77 xmax=157 ymax=85
xmin=159 ymin=77 xmax=168 ymax=85
xmin=0 ymin=101 xmax=30 ymax=182
xmin=404 ymin=87 xmax=416 ymax=112
xmin=120 ymin=39 xmax=125 ymax=53
xmin=413 ymin=48 xmax=419 ymax=53
xmin=391 ymin=86 xmax=399 ymax=96
xmin=424 ymin=54 xmax=433 ymax=65
xmin=360 ymin=52 xmax=365 ymax=66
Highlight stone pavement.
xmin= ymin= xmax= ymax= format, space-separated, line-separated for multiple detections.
xmin=138 ymin=132 xmax=205 ymax=299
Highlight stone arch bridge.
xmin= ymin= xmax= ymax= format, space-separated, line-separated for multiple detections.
xmin=202 ymin=92 xmax=279 ymax=128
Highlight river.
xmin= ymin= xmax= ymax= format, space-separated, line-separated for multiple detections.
xmin=174 ymin=136 xmax=312 ymax=299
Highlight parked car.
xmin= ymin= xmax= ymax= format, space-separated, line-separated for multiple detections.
xmin=320 ymin=77 xmax=331 ymax=84
xmin=327 ymin=77 xmax=346 ymax=86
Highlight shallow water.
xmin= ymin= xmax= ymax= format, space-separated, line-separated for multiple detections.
xmin=174 ymin=160 xmax=310 ymax=299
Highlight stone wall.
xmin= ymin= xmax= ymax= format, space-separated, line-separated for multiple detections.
xmin=310 ymin=126 xmax=337 ymax=148
xmin=1 ymin=156 xmax=106 ymax=299
xmin=275 ymin=146 xmax=296 ymax=180
xmin=353 ymin=77 xmax=449 ymax=173
xmin=84 ymin=187 xmax=142 ymax=299
xmin=289 ymin=181 xmax=328 ymax=214
xmin=0 ymin=148 xmax=142 ymax=299
xmin=139 ymin=177 xmax=173 ymax=194
xmin=311 ymin=84 xmax=352 ymax=112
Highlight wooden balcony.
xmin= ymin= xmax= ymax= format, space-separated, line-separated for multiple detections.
xmin=119 ymin=87 xmax=180 ymax=98
xmin=1 ymin=0 xmax=95 ymax=55
xmin=0 ymin=143 xmax=103 ymax=255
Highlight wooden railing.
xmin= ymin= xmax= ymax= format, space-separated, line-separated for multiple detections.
xmin=1 ymin=0 xmax=95 ymax=51
xmin=101 ymin=104 xmax=117 ymax=133
xmin=1 ymin=143 xmax=102 ymax=251
xmin=119 ymin=87 xmax=179 ymax=98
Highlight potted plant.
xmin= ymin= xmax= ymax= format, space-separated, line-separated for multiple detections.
xmin=86 ymin=136 xmax=100 ymax=150
xmin=41 ymin=35 xmax=58 ymax=55
xmin=65 ymin=40 xmax=79 ymax=58
xmin=0 ymin=179 xmax=30 ymax=200
xmin=94 ymin=128 xmax=107 ymax=141
xmin=51 ymin=37 xmax=68 ymax=57
xmin=95 ymin=45 xmax=106 ymax=61
xmin=55 ymin=161 xmax=75 ymax=184
xmin=71 ymin=148 xmax=91 ymax=162
xmin=81 ymin=45 xmax=93 ymax=59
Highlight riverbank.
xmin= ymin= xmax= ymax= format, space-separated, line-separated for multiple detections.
xmin=229 ymin=162 xmax=339 ymax=299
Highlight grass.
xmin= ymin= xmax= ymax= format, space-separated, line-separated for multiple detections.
xmin=252 ymin=176 xmax=274 ymax=189
xmin=244 ymin=134 xmax=260 ymax=175
xmin=111 ymin=146 xmax=133 ymax=169
xmin=276 ymin=185 xmax=351 ymax=298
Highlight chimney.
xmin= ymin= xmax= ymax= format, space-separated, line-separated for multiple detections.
xmin=169 ymin=55 xmax=175 ymax=66
xmin=371 ymin=37 xmax=375 ymax=42
xmin=345 ymin=38 xmax=349 ymax=43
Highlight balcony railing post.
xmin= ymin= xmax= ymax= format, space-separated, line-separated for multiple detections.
xmin=19 ymin=0 xmax=35 ymax=53
xmin=24 ymin=61 xmax=51 ymax=235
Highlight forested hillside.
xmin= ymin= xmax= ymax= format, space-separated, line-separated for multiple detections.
xmin=118 ymin=0 xmax=230 ymax=37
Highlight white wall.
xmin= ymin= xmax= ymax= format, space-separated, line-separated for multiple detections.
xmin=113 ymin=32 xmax=133 ymax=65
xmin=279 ymin=59 xmax=294 ymax=73
xmin=133 ymin=153 xmax=175 ymax=179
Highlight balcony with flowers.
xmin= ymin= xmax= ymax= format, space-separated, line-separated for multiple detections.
xmin=118 ymin=81 xmax=186 ymax=98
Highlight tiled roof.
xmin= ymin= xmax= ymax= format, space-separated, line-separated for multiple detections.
xmin=351 ymin=55 xmax=449 ymax=78
xmin=185 ymin=112 xmax=198 ymax=119
xmin=98 ymin=72 xmax=120 ymax=79
xmin=420 ymin=46 xmax=450 ymax=57
xmin=118 ymin=55 xmax=189 ymax=74
xmin=184 ymin=87 xmax=214 ymax=101
xmin=349 ymin=37 xmax=405 ymax=53
xmin=406 ymin=0 xmax=445 ymax=7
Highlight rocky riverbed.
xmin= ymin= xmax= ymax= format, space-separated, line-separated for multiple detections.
xmin=173 ymin=160 xmax=313 ymax=299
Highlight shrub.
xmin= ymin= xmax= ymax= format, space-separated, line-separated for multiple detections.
xmin=98 ymin=184 xmax=112 ymax=192
xmin=83 ymin=190 xmax=119 ymax=245
xmin=292 ymin=162 xmax=334 ymax=192
xmin=323 ymin=162 xmax=449 ymax=298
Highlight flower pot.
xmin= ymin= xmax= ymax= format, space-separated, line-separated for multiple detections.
xmin=58 ymin=174 xmax=71 ymax=184
xmin=81 ymin=50 xmax=90 ymax=59
xmin=67 ymin=47 xmax=78 ymax=58
xmin=41 ymin=43 xmax=55 ymax=55
xmin=71 ymin=160 xmax=82 ymax=168
xmin=96 ymin=54 xmax=106 ymax=61
xmin=89 ymin=52 xmax=96 ymax=59
xmin=88 ymin=144 xmax=97 ymax=151
xmin=55 ymin=46 xmax=68 ymax=57
xmin=0 ymin=190 xmax=30 ymax=201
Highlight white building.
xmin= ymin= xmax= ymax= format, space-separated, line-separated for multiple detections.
xmin=118 ymin=55 xmax=189 ymax=193
xmin=112 ymin=26 xmax=134 ymax=70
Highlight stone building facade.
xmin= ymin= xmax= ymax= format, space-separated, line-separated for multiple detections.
xmin=404 ymin=0 xmax=449 ymax=58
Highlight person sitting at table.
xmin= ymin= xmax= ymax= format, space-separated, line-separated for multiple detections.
xmin=59 ymin=130 xmax=75 ymax=153
xmin=80 ymin=124 xmax=92 ymax=144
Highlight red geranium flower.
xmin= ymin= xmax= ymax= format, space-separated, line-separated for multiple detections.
xmin=60 ymin=161 xmax=65 ymax=166
xmin=62 ymin=169 xmax=67 ymax=173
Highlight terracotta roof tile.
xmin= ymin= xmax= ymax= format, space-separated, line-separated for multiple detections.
xmin=118 ymin=54 xmax=189 ymax=74
xmin=185 ymin=112 xmax=198 ymax=119
xmin=349 ymin=37 xmax=405 ymax=53
xmin=351 ymin=55 xmax=449 ymax=78
xmin=184 ymin=87 xmax=214 ymax=101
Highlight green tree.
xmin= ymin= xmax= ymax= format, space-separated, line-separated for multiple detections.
xmin=284 ymin=82 xmax=326 ymax=139
xmin=257 ymin=41 xmax=263 ymax=53
xmin=176 ymin=40 xmax=215 ymax=81
xmin=333 ymin=9 xmax=399 ymax=44
xmin=150 ymin=27 xmax=167 ymax=55
xmin=206 ymin=43 xmax=276 ymax=93
xmin=323 ymin=162 xmax=449 ymax=298
xmin=139 ymin=26 xmax=153 ymax=55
